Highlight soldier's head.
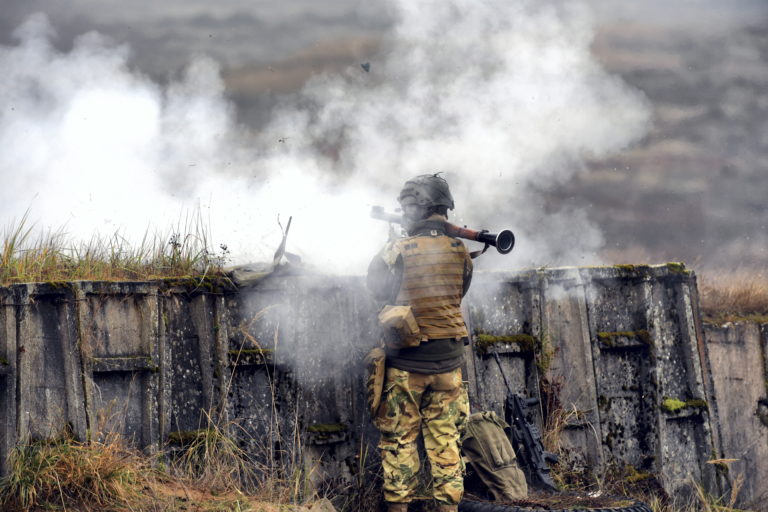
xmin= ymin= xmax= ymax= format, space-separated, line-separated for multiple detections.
xmin=398 ymin=173 xmax=454 ymax=224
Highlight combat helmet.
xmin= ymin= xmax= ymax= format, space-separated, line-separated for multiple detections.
xmin=398 ymin=173 xmax=455 ymax=211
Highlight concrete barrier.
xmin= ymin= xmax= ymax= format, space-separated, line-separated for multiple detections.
xmin=0 ymin=264 xmax=765 ymax=505
xmin=466 ymin=264 xmax=722 ymax=498
xmin=704 ymin=322 xmax=768 ymax=507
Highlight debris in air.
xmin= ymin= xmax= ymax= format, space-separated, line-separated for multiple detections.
xmin=272 ymin=215 xmax=291 ymax=266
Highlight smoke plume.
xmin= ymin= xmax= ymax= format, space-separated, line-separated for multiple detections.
xmin=1 ymin=1 xmax=650 ymax=273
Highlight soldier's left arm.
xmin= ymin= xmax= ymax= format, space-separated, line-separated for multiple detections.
xmin=462 ymin=244 xmax=473 ymax=297
xmin=366 ymin=241 xmax=404 ymax=303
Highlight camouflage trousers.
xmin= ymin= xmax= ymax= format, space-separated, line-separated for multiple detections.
xmin=373 ymin=366 xmax=469 ymax=504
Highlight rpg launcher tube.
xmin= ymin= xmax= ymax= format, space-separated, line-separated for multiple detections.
xmin=370 ymin=206 xmax=515 ymax=255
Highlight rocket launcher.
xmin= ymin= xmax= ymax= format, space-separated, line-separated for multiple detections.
xmin=370 ymin=205 xmax=515 ymax=255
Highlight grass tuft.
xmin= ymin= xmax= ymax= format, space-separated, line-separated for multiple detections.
xmin=168 ymin=412 xmax=258 ymax=494
xmin=0 ymin=209 xmax=230 ymax=286
xmin=0 ymin=432 xmax=152 ymax=511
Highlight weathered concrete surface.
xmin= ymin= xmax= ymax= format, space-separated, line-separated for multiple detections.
xmin=14 ymin=284 xmax=88 ymax=444
xmin=466 ymin=265 xmax=721 ymax=498
xmin=0 ymin=286 xmax=16 ymax=476
xmin=0 ymin=264 xmax=762 ymax=502
xmin=704 ymin=322 xmax=768 ymax=509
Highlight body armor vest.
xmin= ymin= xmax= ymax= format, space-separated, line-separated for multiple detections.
xmin=394 ymin=233 xmax=469 ymax=340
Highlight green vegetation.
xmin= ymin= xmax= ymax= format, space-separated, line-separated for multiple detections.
xmin=306 ymin=423 xmax=349 ymax=444
xmin=1 ymin=210 xmax=229 ymax=286
xmin=0 ymin=356 xmax=8 ymax=366
xmin=666 ymin=262 xmax=690 ymax=275
xmin=169 ymin=420 xmax=257 ymax=494
xmin=306 ymin=423 xmax=348 ymax=433
xmin=703 ymin=313 xmax=768 ymax=326
xmin=597 ymin=330 xmax=653 ymax=346
xmin=623 ymin=464 xmax=654 ymax=484
xmin=474 ymin=333 xmax=537 ymax=355
xmin=535 ymin=331 xmax=555 ymax=374
xmin=661 ymin=397 xmax=708 ymax=414
xmin=613 ymin=264 xmax=651 ymax=273
xmin=0 ymin=432 xmax=152 ymax=511
xmin=228 ymin=348 xmax=273 ymax=357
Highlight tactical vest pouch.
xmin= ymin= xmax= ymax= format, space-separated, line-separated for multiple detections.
xmin=378 ymin=305 xmax=422 ymax=349
xmin=364 ymin=347 xmax=386 ymax=416
xmin=461 ymin=411 xmax=528 ymax=501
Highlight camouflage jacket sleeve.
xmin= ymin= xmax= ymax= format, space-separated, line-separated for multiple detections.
xmin=366 ymin=241 xmax=403 ymax=303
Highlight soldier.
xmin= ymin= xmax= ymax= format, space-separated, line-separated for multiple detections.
xmin=367 ymin=174 xmax=472 ymax=512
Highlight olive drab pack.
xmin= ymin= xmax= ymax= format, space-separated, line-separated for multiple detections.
xmin=364 ymin=347 xmax=386 ymax=416
xmin=394 ymin=234 xmax=469 ymax=340
xmin=378 ymin=305 xmax=422 ymax=349
xmin=461 ymin=411 xmax=528 ymax=501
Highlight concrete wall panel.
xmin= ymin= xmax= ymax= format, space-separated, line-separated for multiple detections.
xmin=77 ymin=282 xmax=160 ymax=450
xmin=705 ymin=322 xmax=768 ymax=508
xmin=164 ymin=294 xmax=213 ymax=437
xmin=0 ymin=287 xmax=17 ymax=476
xmin=648 ymin=276 xmax=718 ymax=495
xmin=582 ymin=274 xmax=658 ymax=477
xmin=15 ymin=284 xmax=87 ymax=442
xmin=466 ymin=273 xmax=540 ymax=418
xmin=542 ymin=269 xmax=603 ymax=471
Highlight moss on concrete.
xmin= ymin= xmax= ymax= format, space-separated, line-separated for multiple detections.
xmin=613 ymin=264 xmax=651 ymax=273
xmin=228 ymin=348 xmax=273 ymax=356
xmin=535 ymin=332 xmax=554 ymax=374
xmin=710 ymin=449 xmax=732 ymax=477
xmin=0 ymin=356 xmax=8 ymax=366
xmin=661 ymin=397 xmax=708 ymax=414
xmin=161 ymin=275 xmax=235 ymax=294
xmin=306 ymin=423 xmax=347 ymax=433
xmin=475 ymin=333 xmax=537 ymax=355
xmin=703 ymin=313 xmax=768 ymax=326
xmin=228 ymin=348 xmax=272 ymax=366
xmin=665 ymin=262 xmax=690 ymax=275
xmin=624 ymin=464 xmax=653 ymax=483
xmin=43 ymin=281 xmax=76 ymax=290
xmin=168 ymin=429 xmax=213 ymax=446
xmin=597 ymin=330 xmax=652 ymax=346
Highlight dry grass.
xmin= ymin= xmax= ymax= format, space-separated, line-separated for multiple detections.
xmin=0 ymin=209 xmax=229 ymax=285
xmin=167 ymin=413 xmax=259 ymax=495
xmin=699 ymin=270 xmax=768 ymax=324
xmin=0 ymin=431 xmax=154 ymax=511
xmin=0 ymin=425 xmax=339 ymax=512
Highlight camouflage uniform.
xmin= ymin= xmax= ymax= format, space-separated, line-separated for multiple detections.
xmin=374 ymin=367 xmax=470 ymax=504
xmin=368 ymin=213 xmax=473 ymax=507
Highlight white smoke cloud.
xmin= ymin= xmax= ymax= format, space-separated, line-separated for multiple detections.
xmin=0 ymin=1 xmax=650 ymax=274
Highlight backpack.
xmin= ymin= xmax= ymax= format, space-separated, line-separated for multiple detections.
xmin=461 ymin=411 xmax=528 ymax=501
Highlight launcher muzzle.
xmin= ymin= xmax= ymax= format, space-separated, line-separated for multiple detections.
xmin=370 ymin=206 xmax=515 ymax=255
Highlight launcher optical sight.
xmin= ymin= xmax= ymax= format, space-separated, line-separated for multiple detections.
xmin=370 ymin=205 xmax=515 ymax=255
